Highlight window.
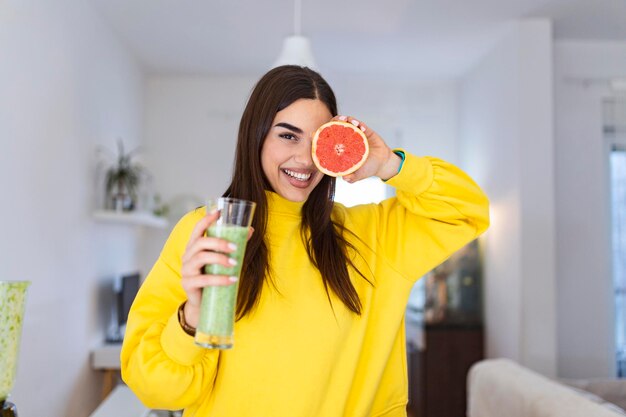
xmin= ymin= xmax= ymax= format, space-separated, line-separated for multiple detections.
xmin=606 ymin=97 xmax=626 ymax=376
xmin=611 ymin=144 xmax=626 ymax=377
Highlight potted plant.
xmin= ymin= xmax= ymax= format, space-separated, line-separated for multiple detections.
xmin=104 ymin=140 xmax=143 ymax=211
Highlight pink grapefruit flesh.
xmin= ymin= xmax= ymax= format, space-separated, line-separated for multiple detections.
xmin=312 ymin=121 xmax=369 ymax=177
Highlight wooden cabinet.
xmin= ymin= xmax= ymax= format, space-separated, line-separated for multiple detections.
xmin=406 ymin=343 xmax=425 ymax=417
xmin=407 ymin=324 xmax=484 ymax=417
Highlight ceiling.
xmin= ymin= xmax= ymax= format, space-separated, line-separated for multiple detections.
xmin=90 ymin=0 xmax=626 ymax=78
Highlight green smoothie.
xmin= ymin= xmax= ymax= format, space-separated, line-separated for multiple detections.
xmin=0 ymin=281 xmax=29 ymax=401
xmin=195 ymin=224 xmax=249 ymax=348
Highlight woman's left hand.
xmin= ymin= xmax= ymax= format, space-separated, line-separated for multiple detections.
xmin=332 ymin=115 xmax=401 ymax=182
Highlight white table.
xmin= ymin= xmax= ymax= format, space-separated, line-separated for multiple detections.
xmin=91 ymin=343 xmax=122 ymax=399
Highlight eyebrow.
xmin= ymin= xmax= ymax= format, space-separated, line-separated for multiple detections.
xmin=274 ymin=122 xmax=303 ymax=135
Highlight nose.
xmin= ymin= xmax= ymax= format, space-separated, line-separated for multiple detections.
xmin=294 ymin=139 xmax=314 ymax=166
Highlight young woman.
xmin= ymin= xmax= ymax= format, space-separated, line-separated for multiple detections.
xmin=121 ymin=65 xmax=489 ymax=417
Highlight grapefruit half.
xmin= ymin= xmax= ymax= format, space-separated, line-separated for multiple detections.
xmin=312 ymin=121 xmax=369 ymax=177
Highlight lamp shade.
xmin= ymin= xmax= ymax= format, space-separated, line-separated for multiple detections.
xmin=272 ymin=35 xmax=317 ymax=69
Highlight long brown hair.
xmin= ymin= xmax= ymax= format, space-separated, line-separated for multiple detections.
xmin=224 ymin=65 xmax=369 ymax=319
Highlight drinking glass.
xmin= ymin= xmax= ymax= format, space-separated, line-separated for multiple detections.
xmin=195 ymin=198 xmax=255 ymax=349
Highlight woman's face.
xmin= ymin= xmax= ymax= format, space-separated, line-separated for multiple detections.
xmin=261 ymin=98 xmax=332 ymax=202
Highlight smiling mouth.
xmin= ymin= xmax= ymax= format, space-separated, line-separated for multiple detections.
xmin=282 ymin=169 xmax=312 ymax=182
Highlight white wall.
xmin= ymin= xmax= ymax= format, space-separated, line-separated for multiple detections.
xmin=330 ymin=75 xmax=459 ymax=164
xmin=0 ymin=1 xmax=144 ymax=416
xmin=459 ymin=19 xmax=557 ymax=377
xmin=554 ymin=40 xmax=626 ymax=378
xmin=143 ymin=76 xmax=254 ymax=207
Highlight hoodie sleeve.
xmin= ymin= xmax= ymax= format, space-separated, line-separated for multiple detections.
xmin=347 ymin=150 xmax=490 ymax=281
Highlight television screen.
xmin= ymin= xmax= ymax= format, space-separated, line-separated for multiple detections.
xmin=117 ymin=272 xmax=140 ymax=326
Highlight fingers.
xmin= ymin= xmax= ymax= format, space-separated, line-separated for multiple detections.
xmin=247 ymin=226 xmax=254 ymax=241
xmin=343 ymin=167 xmax=369 ymax=183
xmin=182 ymin=274 xmax=238 ymax=292
xmin=181 ymin=251 xmax=237 ymax=277
xmin=182 ymin=235 xmax=237 ymax=263
xmin=343 ymin=173 xmax=357 ymax=183
xmin=181 ymin=212 xmax=240 ymax=289
xmin=180 ymin=211 xmax=243 ymax=319
xmin=333 ymin=115 xmax=369 ymax=135
xmin=181 ymin=273 xmax=237 ymax=318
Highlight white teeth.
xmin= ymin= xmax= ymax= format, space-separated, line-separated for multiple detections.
xmin=283 ymin=169 xmax=311 ymax=181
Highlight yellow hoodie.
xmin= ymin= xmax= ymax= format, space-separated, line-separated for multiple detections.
xmin=121 ymin=151 xmax=489 ymax=417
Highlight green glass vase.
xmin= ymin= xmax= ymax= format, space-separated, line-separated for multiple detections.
xmin=0 ymin=281 xmax=30 ymax=417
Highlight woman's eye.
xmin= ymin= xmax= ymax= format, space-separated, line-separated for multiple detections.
xmin=279 ymin=133 xmax=298 ymax=141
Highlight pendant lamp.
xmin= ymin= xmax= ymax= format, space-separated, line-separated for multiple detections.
xmin=272 ymin=0 xmax=317 ymax=69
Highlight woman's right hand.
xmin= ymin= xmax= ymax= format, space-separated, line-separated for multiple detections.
xmin=180 ymin=209 xmax=240 ymax=329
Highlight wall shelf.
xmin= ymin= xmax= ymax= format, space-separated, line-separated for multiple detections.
xmin=93 ymin=210 xmax=168 ymax=229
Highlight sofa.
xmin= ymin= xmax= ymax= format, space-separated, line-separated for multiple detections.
xmin=467 ymin=358 xmax=626 ymax=417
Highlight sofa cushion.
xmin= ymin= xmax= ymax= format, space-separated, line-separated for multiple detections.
xmin=468 ymin=359 xmax=626 ymax=417
xmin=561 ymin=378 xmax=626 ymax=413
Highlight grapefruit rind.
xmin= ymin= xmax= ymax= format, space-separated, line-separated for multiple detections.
xmin=312 ymin=121 xmax=369 ymax=177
